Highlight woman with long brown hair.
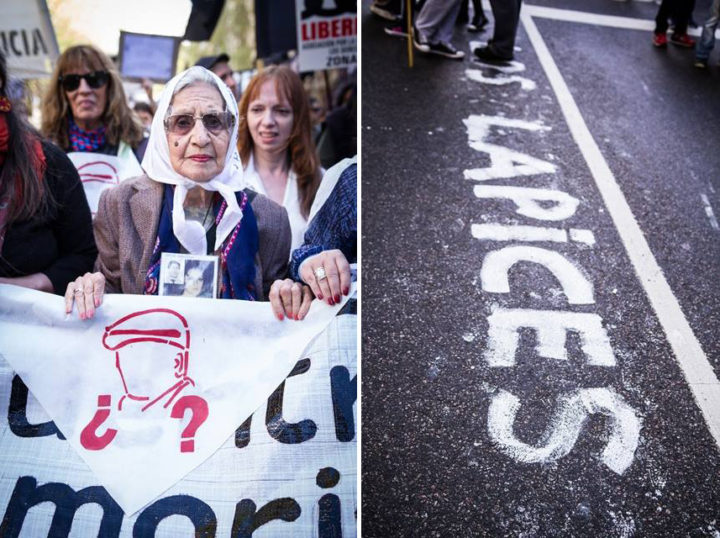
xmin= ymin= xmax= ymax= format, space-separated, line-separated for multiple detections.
xmin=237 ymin=65 xmax=322 ymax=252
xmin=0 ymin=50 xmax=96 ymax=294
xmin=41 ymin=44 xmax=146 ymax=193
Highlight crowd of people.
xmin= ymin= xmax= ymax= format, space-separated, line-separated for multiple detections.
xmin=0 ymin=42 xmax=357 ymax=324
xmin=369 ymin=0 xmax=720 ymax=68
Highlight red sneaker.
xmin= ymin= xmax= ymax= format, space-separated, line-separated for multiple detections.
xmin=670 ymin=33 xmax=696 ymax=48
xmin=652 ymin=33 xmax=668 ymax=47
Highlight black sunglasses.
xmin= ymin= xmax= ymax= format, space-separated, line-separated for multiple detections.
xmin=164 ymin=112 xmax=235 ymax=136
xmin=59 ymin=71 xmax=109 ymax=92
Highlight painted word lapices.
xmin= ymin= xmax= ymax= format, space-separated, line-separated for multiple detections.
xmin=464 ymin=79 xmax=641 ymax=473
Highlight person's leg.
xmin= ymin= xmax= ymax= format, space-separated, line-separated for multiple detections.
xmin=371 ymin=0 xmax=402 ymax=21
xmin=671 ymin=0 xmax=691 ymax=35
xmin=654 ymin=0 xmax=672 ymax=34
xmin=486 ymin=0 xmax=521 ymax=58
xmin=457 ymin=0 xmax=469 ymax=24
xmin=432 ymin=0 xmax=464 ymax=44
xmin=416 ymin=0 xmax=458 ymax=42
xmin=472 ymin=0 xmax=488 ymax=25
xmin=695 ymin=0 xmax=720 ymax=61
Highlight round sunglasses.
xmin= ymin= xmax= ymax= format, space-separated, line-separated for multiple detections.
xmin=59 ymin=71 xmax=109 ymax=92
xmin=164 ymin=112 xmax=235 ymax=136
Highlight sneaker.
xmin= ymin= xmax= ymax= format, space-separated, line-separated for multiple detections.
xmin=652 ymin=32 xmax=667 ymax=48
xmin=473 ymin=45 xmax=512 ymax=63
xmin=424 ymin=42 xmax=465 ymax=60
xmin=694 ymin=57 xmax=708 ymax=68
xmin=384 ymin=24 xmax=409 ymax=38
xmin=670 ymin=33 xmax=696 ymax=48
xmin=413 ymin=27 xmax=429 ymax=52
xmin=467 ymin=16 xmax=488 ymax=33
xmin=370 ymin=3 xmax=401 ymax=22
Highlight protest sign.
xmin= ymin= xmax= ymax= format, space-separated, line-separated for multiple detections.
xmin=67 ymin=150 xmax=144 ymax=215
xmin=0 ymin=284 xmax=356 ymax=535
xmin=118 ymin=31 xmax=180 ymax=82
xmin=0 ymin=0 xmax=59 ymax=79
xmin=295 ymin=0 xmax=357 ymax=72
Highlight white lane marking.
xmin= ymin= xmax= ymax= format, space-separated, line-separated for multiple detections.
xmin=523 ymin=4 xmax=720 ymax=39
xmin=472 ymin=224 xmax=595 ymax=245
xmin=485 ymin=306 xmax=616 ymax=366
xmin=701 ymin=194 xmax=720 ymax=231
xmin=487 ymin=387 xmax=642 ymax=474
xmin=481 ymin=246 xmax=595 ymax=304
xmin=523 ymin=5 xmax=654 ymax=30
xmin=522 ymin=12 xmax=720 ymax=448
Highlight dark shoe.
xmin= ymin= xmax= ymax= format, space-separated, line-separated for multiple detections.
xmin=384 ymin=24 xmax=409 ymax=38
xmin=467 ymin=16 xmax=488 ymax=33
xmin=652 ymin=32 xmax=667 ymax=48
xmin=370 ymin=3 xmax=401 ymax=22
xmin=413 ymin=27 xmax=429 ymax=52
xmin=670 ymin=33 xmax=696 ymax=48
xmin=424 ymin=41 xmax=465 ymax=60
xmin=694 ymin=57 xmax=708 ymax=68
xmin=473 ymin=45 xmax=512 ymax=63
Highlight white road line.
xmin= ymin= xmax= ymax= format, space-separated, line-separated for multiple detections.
xmin=523 ymin=4 xmax=720 ymax=38
xmin=521 ymin=11 xmax=720 ymax=450
xmin=701 ymin=194 xmax=720 ymax=231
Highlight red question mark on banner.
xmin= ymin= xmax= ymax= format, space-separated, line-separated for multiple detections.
xmin=80 ymin=395 xmax=118 ymax=450
xmin=170 ymin=395 xmax=209 ymax=453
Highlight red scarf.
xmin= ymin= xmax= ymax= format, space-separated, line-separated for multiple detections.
xmin=0 ymin=113 xmax=47 ymax=253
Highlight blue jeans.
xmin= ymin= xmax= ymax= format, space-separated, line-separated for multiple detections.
xmin=696 ymin=0 xmax=720 ymax=60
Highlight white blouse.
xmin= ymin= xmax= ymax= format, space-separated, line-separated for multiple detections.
xmin=243 ymin=154 xmax=308 ymax=254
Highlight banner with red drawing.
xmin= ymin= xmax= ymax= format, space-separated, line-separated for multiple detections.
xmin=0 ymin=283 xmax=356 ymax=530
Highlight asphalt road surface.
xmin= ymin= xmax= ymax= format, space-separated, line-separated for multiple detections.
xmin=361 ymin=0 xmax=720 ymax=536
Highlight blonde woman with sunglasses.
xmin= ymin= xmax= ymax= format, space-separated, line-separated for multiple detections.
xmin=65 ymin=67 xmax=311 ymax=322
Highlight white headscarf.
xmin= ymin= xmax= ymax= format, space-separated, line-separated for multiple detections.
xmin=141 ymin=66 xmax=246 ymax=255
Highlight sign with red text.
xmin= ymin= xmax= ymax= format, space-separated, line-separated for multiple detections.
xmin=0 ymin=284 xmax=355 ymax=524
xmin=295 ymin=0 xmax=357 ymax=72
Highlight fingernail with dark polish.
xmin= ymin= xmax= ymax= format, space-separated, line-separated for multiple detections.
xmin=334 ymin=294 xmax=340 ymax=303
xmin=328 ymin=298 xmax=335 ymax=306
xmin=343 ymin=287 xmax=349 ymax=296
xmin=317 ymin=294 xmax=324 ymax=300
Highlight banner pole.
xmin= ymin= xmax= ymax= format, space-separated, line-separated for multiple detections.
xmin=406 ymin=0 xmax=414 ymax=68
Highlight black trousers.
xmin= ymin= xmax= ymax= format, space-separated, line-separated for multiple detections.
xmin=488 ymin=0 xmax=522 ymax=58
xmin=654 ymin=0 xmax=695 ymax=35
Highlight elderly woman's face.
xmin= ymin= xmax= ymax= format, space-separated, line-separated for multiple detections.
xmin=62 ymin=64 xmax=108 ymax=130
xmin=167 ymin=82 xmax=230 ymax=183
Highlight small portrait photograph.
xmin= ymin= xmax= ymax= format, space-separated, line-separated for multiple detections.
xmin=159 ymin=253 xmax=218 ymax=299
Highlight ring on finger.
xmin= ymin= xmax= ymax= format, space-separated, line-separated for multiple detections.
xmin=314 ymin=266 xmax=327 ymax=281
xmin=73 ymin=288 xmax=84 ymax=295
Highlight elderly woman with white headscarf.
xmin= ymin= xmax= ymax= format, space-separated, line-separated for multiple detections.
xmin=64 ymin=66 xmax=311 ymax=320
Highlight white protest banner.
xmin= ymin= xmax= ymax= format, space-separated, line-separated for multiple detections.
xmin=67 ymin=151 xmax=144 ymax=215
xmin=0 ymin=0 xmax=59 ymax=79
xmin=296 ymin=0 xmax=357 ymax=72
xmin=0 ymin=283 xmax=355 ymax=523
